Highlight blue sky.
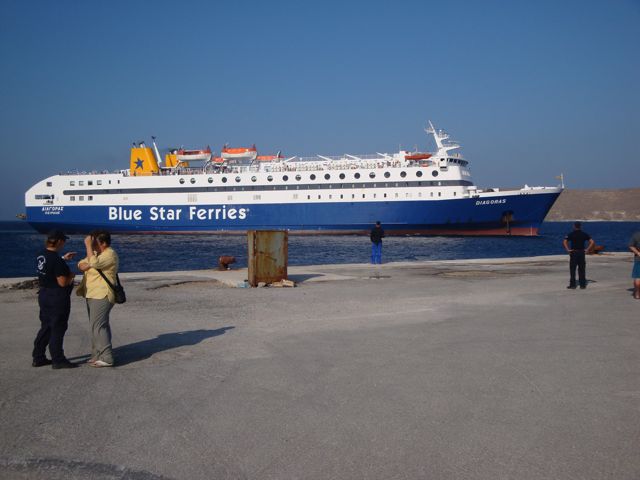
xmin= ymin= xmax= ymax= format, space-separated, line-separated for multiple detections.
xmin=1 ymin=0 xmax=639 ymax=219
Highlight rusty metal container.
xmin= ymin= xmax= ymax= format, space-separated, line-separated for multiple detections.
xmin=247 ymin=230 xmax=288 ymax=287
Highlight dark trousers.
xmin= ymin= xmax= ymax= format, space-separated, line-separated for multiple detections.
xmin=569 ymin=251 xmax=587 ymax=288
xmin=33 ymin=288 xmax=71 ymax=363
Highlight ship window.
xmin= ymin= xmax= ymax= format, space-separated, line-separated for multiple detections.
xmin=253 ymin=194 xmax=261 ymax=200
xmin=208 ymin=177 xmax=213 ymax=183
xmin=418 ymin=192 xmax=422 ymax=197
xmin=416 ymin=171 xmax=423 ymax=177
xmin=307 ymin=195 xmax=311 ymax=200
xmin=369 ymin=172 xmax=375 ymax=178
xmin=438 ymin=192 xmax=441 ymax=197
xmin=295 ymin=175 xmax=301 ymax=181
xmin=88 ymin=195 xmax=93 ymax=201
xmin=400 ymin=171 xmax=407 ymax=178
xmin=395 ymin=193 xmax=399 ymax=198
xmin=88 ymin=181 xmax=93 ymax=186
xmin=430 ymin=192 xmax=434 ymax=197
xmin=222 ymin=177 xmax=228 ymax=183
xmin=362 ymin=194 xmax=365 ymax=198
xmin=352 ymin=194 xmax=355 ymax=199
xmin=283 ymin=175 xmax=289 ymax=181
xmin=70 ymin=181 xmax=75 ymax=186
xmin=108 ymin=180 xmax=111 ymax=185
xmin=329 ymin=194 xmax=332 ymax=199
xmin=79 ymin=181 xmax=84 ymax=186
xmin=384 ymin=172 xmax=390 ymax=178
xmin=191 ymin=178 xmax=196 ymax=184
xmin=453 ymin=192 xmax=456 ymax=196
xmin=373 ymin=194 xmax=376 ymax=198
xmin=235 ymin=176 xmax=241 ymax=183
xmin=267 ymin=175 xmax=273 ymax=182
xmin=354 ymin=173 xmax=360 ymax=179
xmin=340 ymin=194 xmax=343 ymax=199
xmin=46 ymin=182 xmax=52 ymax=187
xmin=432 ymin=171 xmax=439 ymax=177
xmin=318 ymin=195 xmax=321 ymax=199
xmin=35 ymin=194 xmax=54 ymax=200
xmin=179 ymin=178 xmax=185 ymax=184
xmin=384 ymin=193 xmax=387 ymax=198
xmin=251 ymin=176 xmax=257 ymax=182
xmin=310 ymin=174 xmax=316 ymax=180
xmin=339 ymin=173 xmax=345 ymax=180
xmin=293 ymin=194 xmax=298 ymax=199
xmin=227 ymin=195 xmax=233 ymax=201
xmin=79 ymin=196 xmax=84 ymax=201
xmin=70 ymin=196 xmax=75 ymax=201
xmin=324 ymin=174 xmax=330 ymax=180
xmin=97 ymin=180 xmax=102 ymax=185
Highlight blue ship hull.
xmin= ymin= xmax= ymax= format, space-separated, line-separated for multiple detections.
xmin=26 ymin=191 xmax=561 ymax=236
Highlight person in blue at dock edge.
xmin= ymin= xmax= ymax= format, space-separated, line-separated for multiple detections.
xmin=370 ymin=221 xmax=385 ymax=264
xmin=629 ymin=230 xmax=640 ymax=299
xmin=562 ymin=221 xmax=595 ymax=290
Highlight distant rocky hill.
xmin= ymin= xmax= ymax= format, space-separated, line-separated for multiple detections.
xmin=546 ymin=188 xmax=640 ymax=221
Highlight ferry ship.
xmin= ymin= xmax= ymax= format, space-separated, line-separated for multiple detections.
xmin=25 ymin=122 xmax=562 ymax=236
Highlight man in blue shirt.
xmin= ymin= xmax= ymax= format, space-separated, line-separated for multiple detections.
xmin=33 ymin=230 xmax=77 ymax=369
xmin=562 ymin=222 xmax=595 ymax=290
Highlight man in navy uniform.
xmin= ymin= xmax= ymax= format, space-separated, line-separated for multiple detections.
xmin=562 ymin=222 xmax=595 ymax=290
xmin=32 ymin=230 xmax=77 ymax=369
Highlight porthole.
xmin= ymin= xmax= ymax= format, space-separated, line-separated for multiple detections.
xmin=222 ymin=177 xmax=228 ymax=183
xmin=283 ymin=175 xmax=289 ymax=181
xmin=354 ymin=172 xmax=361 ymax=179
xmin=251 ymin=176 xmax=257 ymax=182
xmin=310 ymin=174 xmax=316 ymax=180
xmin=369 ymin=172 xmax=375 ymax=179
xmin=324 ymin=173 xmax=330 ymax=180
xmin=384 ymin=172 xmax=390 ymax=178
xmin=416 ymin=170 xmax=423 ymax=177
xmin=179 ymin=178 xmax=185 ymax=184
xmin=235 ymin=176 xmax=241 ymax=183
xmin=432 ymin=170 xmax=439 ymax=177
xmin=339 ymin=173 xmax=345 ymax=180
xmin=208 ymin=177 xmax=213 ymax=183
xmin=267 ymin=175 xmax=273 ymax=182
xmin=400 ymin=171 xmax=407 ymax=178
xmin=295 ymin=174 xmax=301 ymax=181
xmin=190 ymin=178 xmax=196 ymax=184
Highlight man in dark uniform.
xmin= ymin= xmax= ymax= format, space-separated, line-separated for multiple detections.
xmin=370 ymin=221 xmax=385 ymax=264
xmin=562 ymin=222 xmax=595 ymax=290
xmin=33 ymin=230 xmax=77 ymax=369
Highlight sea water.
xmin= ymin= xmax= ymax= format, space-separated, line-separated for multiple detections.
xmin=2 ymin=221 xmax=639 ymax=278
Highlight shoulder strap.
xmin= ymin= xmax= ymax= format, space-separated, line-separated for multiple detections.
xmin=97 ymin=269 xmax=117 ymax=292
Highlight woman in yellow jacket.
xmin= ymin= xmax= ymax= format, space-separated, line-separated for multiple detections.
xmin=78 ymin=230 xmax=119 ymax=367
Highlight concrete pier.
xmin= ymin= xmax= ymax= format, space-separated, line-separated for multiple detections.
xmin=0 ymin=253 xmax=638 ymax=479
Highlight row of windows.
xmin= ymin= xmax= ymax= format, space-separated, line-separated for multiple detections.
xmin=64 ymin=180 xmax=472 ymax=196
xmin=65 ymin=179 xmax=121 ymax=187
xmin=65 ymin=191 xmax=456 ymax=203
xmin=62 ymin=170 xmax=442 ymax=188
xmin=179 ymin=169 xmax=439 ymax=185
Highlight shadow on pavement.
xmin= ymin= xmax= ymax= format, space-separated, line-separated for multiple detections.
xmin=112 ymin=327 xmax=235 ymax=366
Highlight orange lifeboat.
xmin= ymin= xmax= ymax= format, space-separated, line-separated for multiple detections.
xmin=221 ymin=144 xmax=258 ymax=161
xmin=404 ymin=152 xmax=432 ymax=161
xmin=176 ymin=146 xmax=212 ymax=162
xmin=256 ymin=154 xmax=284 ymax=162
